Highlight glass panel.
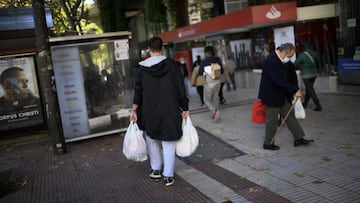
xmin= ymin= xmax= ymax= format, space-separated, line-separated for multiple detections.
xmin=52 ymin=39 xmax=132 ymax=141
xmin=79 ymin=41 xmax=132 ymax=134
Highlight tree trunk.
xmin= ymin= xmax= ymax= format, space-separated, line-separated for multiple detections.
xmin=32 ymin=0 xmax=67 ymax=154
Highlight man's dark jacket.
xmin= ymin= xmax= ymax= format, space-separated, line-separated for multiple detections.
xmin=258 ymin=52 xmax=299 ymax=107
xmin=133 ymin=57 xmax=189 ymax=141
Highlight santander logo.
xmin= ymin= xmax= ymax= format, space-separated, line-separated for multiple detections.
xmin=178 ymin=27 xmax=196 ymax=38
xmin=266 ymin=5 xmax=281 ymax=19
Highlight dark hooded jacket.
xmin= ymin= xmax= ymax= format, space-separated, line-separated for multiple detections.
xmin=133 ymin=56 xmax=189 ymax=141
xmin=258 ymin=52 xmax=299 ymax=107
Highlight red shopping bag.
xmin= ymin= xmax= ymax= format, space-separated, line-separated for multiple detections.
xmin=251 ymin=100 xmax=266 ymax=124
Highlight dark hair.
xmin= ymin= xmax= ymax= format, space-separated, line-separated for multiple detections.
xmin=0 ymin=67 xmax=24 ymax=85
xmin=205 ymin=46 xmax=214 ymax=53
xmin=301 ymin=39 xmax=309 ymax=46
xmin=148 ymin=36 xmax=163 ymax=52
xmin=277 ymin=43 xmax=295 ymax=54
xmin=204 ymin=46 xmax=215 ymax=56
xmin=301 ymin=40 xmax=311 ymax=50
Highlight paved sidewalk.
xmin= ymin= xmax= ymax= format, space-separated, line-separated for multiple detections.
xmin=186 ymin=87 xmax=360 ymax=202
xmin=1 ymin=86 xmax=360 ymax=203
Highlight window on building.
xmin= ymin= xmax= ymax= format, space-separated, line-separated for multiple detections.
xmin=224 ymin=0 xmax=248 ymax=14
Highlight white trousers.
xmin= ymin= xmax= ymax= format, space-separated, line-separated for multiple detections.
xmin=145 ymin=135 xmax=176 ymax=177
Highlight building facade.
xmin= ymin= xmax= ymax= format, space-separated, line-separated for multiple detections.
xmin=156 ymin=0 xmax=359 ymax=85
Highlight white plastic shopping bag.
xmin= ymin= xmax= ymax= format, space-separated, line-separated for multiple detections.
xmin=176 ymin=117 xmax=199 ymax=157
xmin=122 ymin=122 xmax=147 ymax=162
xmin=293 ymin=98 xmax=306 ymax=119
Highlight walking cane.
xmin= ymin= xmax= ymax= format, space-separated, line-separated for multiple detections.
xmin=270 ymin=97 xmax=300 ymax=144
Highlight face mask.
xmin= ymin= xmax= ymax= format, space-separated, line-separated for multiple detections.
xmin=283 ymin=57 xmax=290 ymax=63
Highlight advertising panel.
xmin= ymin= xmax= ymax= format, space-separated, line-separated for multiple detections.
xmin=191 ymin=47 xmax=205 ymax=64
xmin=253 ymin=31 xmax=270 ymax=69
xmin=0 ymin=56 xmax=44 ymax=131
xmin=274 ymin=26 xmax=296 ymax=61
xmin=230 ymin=39 xmax=252 ymax=69
xmin=114 ymin=39 xmax=129 ymax=61
xmin=52 ymin=47 xmax=90 ymax=139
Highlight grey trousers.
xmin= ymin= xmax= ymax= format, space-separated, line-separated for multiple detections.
xmin=204 ymin=76 xmax=221 ymax=113
xmin=264 ymin=100 xmax=305 ymax=145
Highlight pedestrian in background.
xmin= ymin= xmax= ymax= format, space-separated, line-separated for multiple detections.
xmin=192 ymin=55 xmax=201 ymax=70
xmin=219 ymin=64 xmax=233 ymax=104
xmin=130 ymin=36 xmax=189 ymax=187
xmin=199 ymin=46 xmax=223 ymax=122
xmin=179 ymin=57 xmax=190 ymax=97
xmin=225 ymin=55 xmax=236 ymax=91
xmin=294 ymin=40 xmax=322 ymax=111
xmin=190 ymin=62 xmax=205 ymax=107
xmin=258 ymin=43 xmax=314 ymax=150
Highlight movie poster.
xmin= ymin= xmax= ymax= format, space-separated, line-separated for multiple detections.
xmin=253 ymin=31 xmax=270 ymax=69
xmin=0 ymin=56 xmax=44 ymax=132
xmin=229 ymin=39 xmax=253 ymax=69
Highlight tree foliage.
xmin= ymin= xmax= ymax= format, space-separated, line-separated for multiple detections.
xmin=0 ymin=0 xmax=101 ymax=36
xmin=57 ymin=0 xmax=86 ymax=35
xmin=164 ymin=0 xmax=177 ymax=30
xmin=0 ymin=0 xmax=31 ymax=7
xmin=96 ymin=0 xmax=128 ymax=32
xmin=144 ymin=0 xmax=168 ymax=35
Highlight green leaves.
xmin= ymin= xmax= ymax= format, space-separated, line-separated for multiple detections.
xmin=144 ymin=0 xmax=168 ymax=35
xmin=97 ymin=0 xmax=128 ymax=32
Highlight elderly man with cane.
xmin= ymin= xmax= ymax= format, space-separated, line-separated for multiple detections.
xmin=258 ymin=43 xmax=314 ymax=150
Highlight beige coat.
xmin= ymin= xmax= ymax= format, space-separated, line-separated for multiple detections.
xmin=220 ymin=65 xmax=232 ymax=84
xmin=190 ymin=66 xmax=205 ymax=86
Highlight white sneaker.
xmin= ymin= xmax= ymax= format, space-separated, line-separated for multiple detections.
xmin=149 ymin=170 xmax=161 ymax=179
xmin=164 ymin=176 xmax=174 ymax=187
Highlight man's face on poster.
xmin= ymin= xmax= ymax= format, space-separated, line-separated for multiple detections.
xmin=1 ymin=70 xmax=32 ymax=101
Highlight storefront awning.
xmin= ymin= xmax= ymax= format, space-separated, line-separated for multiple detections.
xmin=157 ymin=1 xmax=297 ymax=43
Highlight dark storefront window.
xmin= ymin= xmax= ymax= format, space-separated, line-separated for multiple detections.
xmin=295 ymin=19 xmax=337 ymax=75
xmin=248 ymin=0 xmax=289 ymax=6
xmin=336 ymin=0 xmax=360 ymax=84
xmin=252 ymin=28 xmax=273 ymax=69
xmin=296 ymin=0 xmax=337 ymax=7
xmin=337 ymin=0 xmax=360 ymax=59
xmin=248 ymin=0 xmax=336 ymax=7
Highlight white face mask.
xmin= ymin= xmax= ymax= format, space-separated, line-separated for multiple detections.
xmin=283 ymin=57 xmax=290 ymax=63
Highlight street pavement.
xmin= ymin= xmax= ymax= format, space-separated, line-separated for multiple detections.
xmin=1 ymin=83 xmax=360 ymax=202
xmin=185 ymin=85 xmax=360 ymax=203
